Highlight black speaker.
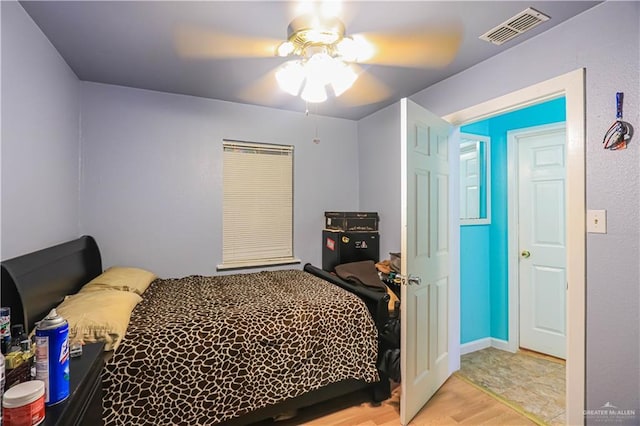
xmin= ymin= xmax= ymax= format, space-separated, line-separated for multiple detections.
xmin=322 ymin=230 xmax=380 ymax=272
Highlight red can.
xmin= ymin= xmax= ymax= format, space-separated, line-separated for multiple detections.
xmin=2 ymin=380 xmax=46 ymax=426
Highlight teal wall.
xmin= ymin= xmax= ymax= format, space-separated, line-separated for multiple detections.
xmin=459 ymin=97 xmax=566 ymax=344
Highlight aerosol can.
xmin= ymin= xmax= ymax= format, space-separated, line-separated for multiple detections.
xmin=35 ymin=309 xmax=70 ymax=405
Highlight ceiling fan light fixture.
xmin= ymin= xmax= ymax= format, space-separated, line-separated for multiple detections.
xmin=304 ymin=52 xmax=334 ymax=84
xmin=276 ymin=41 xmax=295 ymax=57
xmin=335 ymin=37 xmax=357 ymax=61
xmin=274 ymin=10 xmax=365 ymax=103
xmin=287 ymin=15 xmax=345 ymax=49
xmin=330 ymin=63 xmax=357 ymax=96
xmin=276 ymin=61 xmax=305 ymax=96
xmin=306 ymin=28 xmax=340 ymax=45
xmin=301 ymin=79 xmax=327 ymax=103
xmin=350 ymin=34 xmax=375 ymax=62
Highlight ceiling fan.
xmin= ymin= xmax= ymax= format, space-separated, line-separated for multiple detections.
xmin=175 ymin=1 xmax=463 ymax=107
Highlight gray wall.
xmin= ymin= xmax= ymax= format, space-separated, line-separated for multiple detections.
xmin=357 ymin=102 xmax=401 ymax=259
xmin=410 ymin=1 xmax=640 ymax=415
xmin=79 ymin=82 xmax=360 ymax=278
xmin=1 ymin=1 xmax=81 ymax=260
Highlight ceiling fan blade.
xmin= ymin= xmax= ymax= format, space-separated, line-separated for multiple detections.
xmin=175 ymin=26 xmax=281 ymax=59
xmin=337 ymin=65 xmax=392 ymax=107
xmin=354 ymin=26 xmax=463 ymax=68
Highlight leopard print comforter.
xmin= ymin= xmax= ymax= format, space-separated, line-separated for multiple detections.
xmin=102 ymin=270 xmax=379 ymax=425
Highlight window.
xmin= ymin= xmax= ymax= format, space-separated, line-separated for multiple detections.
xmin=218 ymin=140 xmax=298 ymax=270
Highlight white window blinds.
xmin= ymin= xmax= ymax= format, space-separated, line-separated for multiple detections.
xmin=219 ymin=140 xmax=297 ymax=269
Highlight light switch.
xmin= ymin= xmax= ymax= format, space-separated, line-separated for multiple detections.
xmin=586 ymin=209 xmax=607 ymax=234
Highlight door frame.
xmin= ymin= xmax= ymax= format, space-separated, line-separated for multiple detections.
xmin=443 ymin=68 xmax=585 ymax=425
xmin=507 ymin=122 xmax=567 ymax=356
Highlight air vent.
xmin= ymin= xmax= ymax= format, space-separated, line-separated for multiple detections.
xmin=480 ymin=7 xmax=550 ymax=45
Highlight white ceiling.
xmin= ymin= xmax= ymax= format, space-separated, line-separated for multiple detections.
xmin=20 ymin=1 xmax=600 ymax=120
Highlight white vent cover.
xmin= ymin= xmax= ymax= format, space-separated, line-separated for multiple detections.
xmin=480 ymin=7 xmax=550 ymax=45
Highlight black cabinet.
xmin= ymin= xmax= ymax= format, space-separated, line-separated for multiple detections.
xmin=43 ymin=342 xmax=104 ymax=426
xmin=322 ymin=230 xmax=380 ymax=272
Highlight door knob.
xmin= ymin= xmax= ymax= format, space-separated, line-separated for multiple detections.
xmin=396 ymin=274 xmax=422 ymax=286
xmin=521 ymin=250 xmax=531 ymax=258
xmin=407 ymin=275 xmax=422 ymax=286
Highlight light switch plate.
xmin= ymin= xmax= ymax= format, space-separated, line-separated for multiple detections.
xmin=586 ymin=209 xmax=607 ymax=233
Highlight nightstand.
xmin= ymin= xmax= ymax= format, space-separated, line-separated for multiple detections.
xmin=43 ymin=342 xmax=105 ymax=426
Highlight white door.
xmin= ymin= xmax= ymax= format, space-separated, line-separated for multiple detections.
xmin=517 ymin=124 xmax=567 ymax=359
xmin=400 ymin=98 xmax=451 ymax=425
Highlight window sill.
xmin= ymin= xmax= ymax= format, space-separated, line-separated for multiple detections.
xmin=216 ymin=257 xmax=301 ymax=272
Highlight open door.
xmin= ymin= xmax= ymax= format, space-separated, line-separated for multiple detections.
xmin=400 ymin=98 xmax=452 ymax=425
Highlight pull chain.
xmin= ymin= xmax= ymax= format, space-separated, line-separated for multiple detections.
xmin=305 ymin=102 xmax=321 ymax=144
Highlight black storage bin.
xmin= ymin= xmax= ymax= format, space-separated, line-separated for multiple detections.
xmin=322 ymin=230 xmax=380 ymax=272
xmin=324 ymin=212 xmax=379 ymax=232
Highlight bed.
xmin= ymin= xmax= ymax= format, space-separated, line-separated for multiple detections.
xmin=1 ymin=236 xmax=392 ymax=425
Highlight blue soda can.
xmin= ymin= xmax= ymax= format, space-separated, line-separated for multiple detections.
xmin=35 ymin=309 xmax=70 ymax=405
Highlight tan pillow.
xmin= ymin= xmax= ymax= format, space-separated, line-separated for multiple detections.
xmin=55 ymin=290 xmax=142 ymax=351
xmin=81 ymin=266 xmax=157 ymax=295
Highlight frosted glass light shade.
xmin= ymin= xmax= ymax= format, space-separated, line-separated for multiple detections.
xmin=276 ymin=53 xmax=357 ymax=102
xmin=304 ymin=53 xmax=333 ymax=85
xmin=276 ymin=41 xmax=295 ymax=57
xmin=331 ymin=63 xmax=357 ymax=96
xmin=275 ymin=61 xmax=305 ymax=96
xmin=336 ymin=37 xmax=358 ymax=61
xmin=301 ymin=80 xmax=327 ymax=103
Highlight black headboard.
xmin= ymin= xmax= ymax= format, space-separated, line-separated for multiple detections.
xmin=1 ymin=236 xmax=102 ymax=332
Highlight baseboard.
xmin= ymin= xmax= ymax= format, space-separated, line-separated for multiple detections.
xmin=490 ymin=338 xmax=514 ymax=352
xmin=460 ymin=337 xmax=514 ymax=355
xmin=460 ymin=338 xmax=491 ymax=355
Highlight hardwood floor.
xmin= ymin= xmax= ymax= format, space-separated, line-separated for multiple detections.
xmin=258 ymin=375 xmax=538 ymax=425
